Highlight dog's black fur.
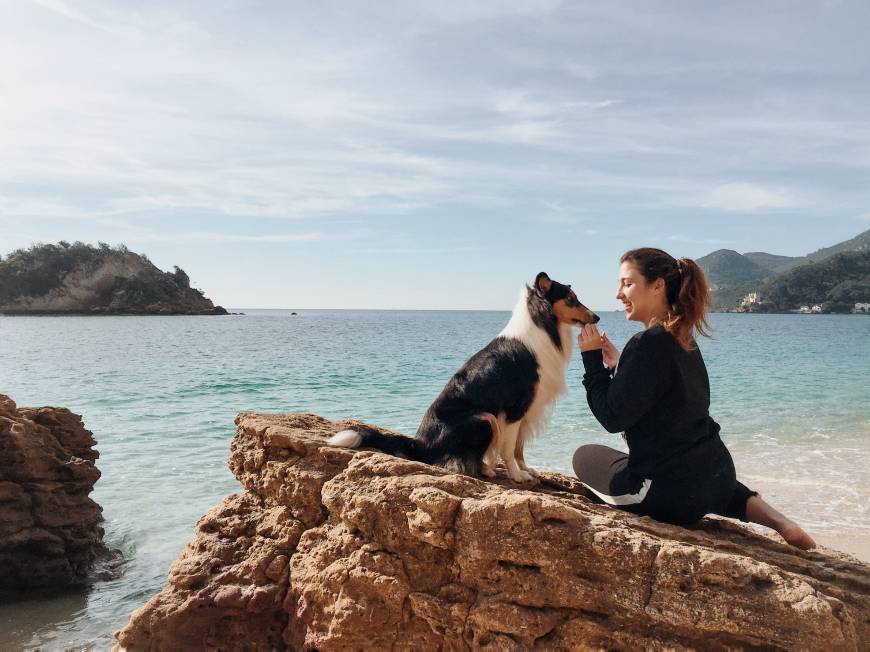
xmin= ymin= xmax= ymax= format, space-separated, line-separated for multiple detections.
xmin=329 ymin=272 xmax=598 ymax=477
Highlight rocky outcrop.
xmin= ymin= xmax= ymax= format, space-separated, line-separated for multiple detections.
xmin=0 ymin=395 xmax=121 ymax=595
xmin=0 ymin=242 xmax=227 ymax=315
xmin=115 ymin=413 xmax=870 ymax=651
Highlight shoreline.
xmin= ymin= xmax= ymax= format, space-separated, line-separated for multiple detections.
xmin=813 ymin=533 xmax=870 ymax=564
xmin=711 ymin=310 xmax=869 ymax=315
xmin=0 ymin=309 xmax=230 ymax=316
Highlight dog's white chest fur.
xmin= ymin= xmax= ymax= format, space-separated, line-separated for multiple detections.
xmin=499 ymin=287 xmax=573 ymax=436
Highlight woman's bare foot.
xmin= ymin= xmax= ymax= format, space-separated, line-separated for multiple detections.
xmin=745 ymin=495 xmax=816 ymax=550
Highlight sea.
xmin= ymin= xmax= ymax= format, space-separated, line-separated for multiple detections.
xmin=1 ymin=310 xmax=868 ymax=650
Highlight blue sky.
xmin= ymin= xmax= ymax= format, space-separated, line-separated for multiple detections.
xmin=1 ymin=1 xmax=869 ymax=309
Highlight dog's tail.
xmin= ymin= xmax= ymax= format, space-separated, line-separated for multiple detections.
xmin=327 ymin=425 xmax=430 ymax=462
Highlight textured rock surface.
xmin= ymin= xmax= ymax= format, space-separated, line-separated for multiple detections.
xmin=0 ymin=244 xmax=227 ymax=315
xmin=116 ymin=413 xmax=870 ymax=650
xmin=0 ymin=394 xmax=121 ymax=595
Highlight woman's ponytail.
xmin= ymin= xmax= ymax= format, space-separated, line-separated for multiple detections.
xmin=667 ymin=257 xmax=711 ymax=349
xmin=620 ymin=248 xmax=712 ymax=350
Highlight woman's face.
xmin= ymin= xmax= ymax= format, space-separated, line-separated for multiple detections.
xmin=616 ymin=261 xmax=665 ymax=324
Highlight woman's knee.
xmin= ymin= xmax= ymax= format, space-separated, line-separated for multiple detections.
xmin=572 ymin=443 xmax=622 ymax=479
xmin=572 ymin=444 xmax=598 ymax=477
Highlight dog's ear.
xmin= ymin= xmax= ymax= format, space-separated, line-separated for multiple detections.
xmin=534 ymin=272 xmax=552 ymax=298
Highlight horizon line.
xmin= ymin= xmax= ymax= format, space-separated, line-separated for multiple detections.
xmin=226 ymin=307 xmax=629 ymax=313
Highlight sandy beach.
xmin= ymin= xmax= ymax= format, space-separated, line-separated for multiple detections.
xmin=814 ymin=533 xmax=870 ymax=564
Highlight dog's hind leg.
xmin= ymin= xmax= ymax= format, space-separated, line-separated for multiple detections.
xmin=480 ymin=412 xmax=500 ymax=477
xmin=480 ymin=449 xmax=497 ymax=478
xmin=499 ymin=421 xmax=533 ymax=483
xmin=437 ymin=413 xmax=498 ymax=478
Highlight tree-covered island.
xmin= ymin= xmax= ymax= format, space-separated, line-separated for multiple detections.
xmin=0 ymin=242 xmax=228 ymax=315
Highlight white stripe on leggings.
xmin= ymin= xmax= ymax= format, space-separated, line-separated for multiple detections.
xmin=581 ymin=478 xmax=652 ymax=506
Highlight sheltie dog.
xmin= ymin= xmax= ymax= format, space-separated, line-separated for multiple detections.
xmin=327 ymin=272 xmax=599 ymax=482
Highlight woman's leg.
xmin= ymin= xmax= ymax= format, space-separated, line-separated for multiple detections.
xmin=725 ymin=480 xmax=815 ymax=549
xmin=572 ymin=444 xmax=652 ymax=508
xmin=744 ymin=495 xmax=816 ymax=550
xmin=717 ymin=449 xmax=816 ymax=550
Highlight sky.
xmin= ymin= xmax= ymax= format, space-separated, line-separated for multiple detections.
xmin=1 ymin=1 xmax=869 ymax=310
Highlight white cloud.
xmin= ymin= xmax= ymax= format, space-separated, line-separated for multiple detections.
xmin=701 ymin=183 xmax=801 ymax=213
xmin=126 ymin=231 xmax=324 ymax=243
xmin=493 ymin=91 xmax=620 ymax=120
xmin=665 ymin=234 xmax=726 ymax=245
xmin=411 ymin=0 xmax=564 ymax=24
xmin=1 ymin=1 xmax=867 ymax=255
xmin=29 ymin=0 xmax=113 ymax=32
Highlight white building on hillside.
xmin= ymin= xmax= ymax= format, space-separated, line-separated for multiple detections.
xmin=741 ymin=292 xmax=762 ymax=307
xmin=855 ymin=302 xmax=870 ymax=313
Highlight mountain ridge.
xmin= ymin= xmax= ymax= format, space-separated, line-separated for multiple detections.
xmin=697 ymin=228 xmax=870 ymax=311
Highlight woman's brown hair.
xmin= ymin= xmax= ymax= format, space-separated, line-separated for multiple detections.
xmin=620 ymin=247 xmax=712 ymax=350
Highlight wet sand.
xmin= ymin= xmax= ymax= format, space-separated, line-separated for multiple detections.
xmin=813 ymin=533 xmax=870 ymax=564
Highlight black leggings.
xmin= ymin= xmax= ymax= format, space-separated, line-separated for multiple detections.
xmin=572 ymin=444 xmax=757 ymax=525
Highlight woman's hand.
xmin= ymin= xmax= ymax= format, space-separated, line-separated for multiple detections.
xmin=578 ymin=324 xmax=603 ymax=352
xmin=600 ymin=333 xmax=620 ymax=368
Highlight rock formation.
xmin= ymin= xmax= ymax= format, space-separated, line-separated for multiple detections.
xmin=0 ymin=394 xmax=121 ymax=596
xmin=0 ymin=242 xmax=228 ymax=315
xmin=115 ymin=413 xmax=870 ymax=650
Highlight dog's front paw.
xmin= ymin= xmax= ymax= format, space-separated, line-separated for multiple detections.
xmin=508 ymin=469 xmax=534 ymax=483
xmin=519 ymin=464 xmax=540 ymax=478
xmin=480 ymin=463 xmax=497 ymax=478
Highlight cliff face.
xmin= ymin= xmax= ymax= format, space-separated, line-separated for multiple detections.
xmin=0 ymin=243 xmax=227 ymax=315
xmin=116 ymin=413 xmax=870 ymax=651
xmin=0 ymin=395 xmax=121 ymax=595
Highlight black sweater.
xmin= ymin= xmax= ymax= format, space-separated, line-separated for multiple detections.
xmin=581 ymin=324 xmax=724 ymax=479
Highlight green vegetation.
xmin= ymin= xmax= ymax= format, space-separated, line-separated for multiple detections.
xmin=760 ymin=250 xmax=870 ymax=312
xmin=698 ymin=228 xmax=870 ymax=312
xmin=0 ymin=241 xmax=224 ymax=314
xmin=697 ymin=249 xmax=767 ymax=287
xmin=805 ymin=228 xmax=870 ymax=263
xmin=742 ymin=252 xmax=804 ymax=275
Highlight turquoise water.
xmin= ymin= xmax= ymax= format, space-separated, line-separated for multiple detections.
xmin=1 ymin=310 xmax=868 ymax=649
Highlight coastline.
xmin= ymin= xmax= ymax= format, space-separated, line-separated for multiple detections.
xmin=0 ymin=308 xmax=229 ymax=316
xmin=813 ymin=533 xmax=870 ymax=564
xmin=711 ymin=309 xmax=869 ymax=315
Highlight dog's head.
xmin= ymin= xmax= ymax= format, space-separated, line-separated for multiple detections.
xmin=534 ymin=272 xmax=600 ymax=326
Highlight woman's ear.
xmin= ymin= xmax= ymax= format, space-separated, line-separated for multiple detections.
xmin=653 ymin=277 xmax=666 ymax=294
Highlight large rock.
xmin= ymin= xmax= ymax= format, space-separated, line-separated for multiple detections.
xmin=0 ymin=243 xmax=228 ymax=315
xmin=115 ymin=413 xmax=870 ymax=650
xmin=0 ymin=395 xmax=121 ymax=595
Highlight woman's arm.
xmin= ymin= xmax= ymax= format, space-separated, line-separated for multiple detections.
xmin=579 ymin=327 xmax=672 ymax=433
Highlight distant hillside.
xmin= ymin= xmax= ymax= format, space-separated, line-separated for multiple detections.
xmin=696 ymin=249 xmax=768 ymax=308
xmin=761 ymin=249 xmax=870 ymax=311
xmin=698 ymin=228 xmax=870 ymax=310
xmin=806 ymin=228 xmax=870 ymax=262
xmin=0 ymin=242 xmax=227 ymax=315
xmin=697 ymin=249 xmax=767 ymax=288
xmin=742 ymin=252 xmax=804 ymax=275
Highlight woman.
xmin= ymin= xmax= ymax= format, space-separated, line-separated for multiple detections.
xmin=574 ymin=247 xmax=815 ymax=550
